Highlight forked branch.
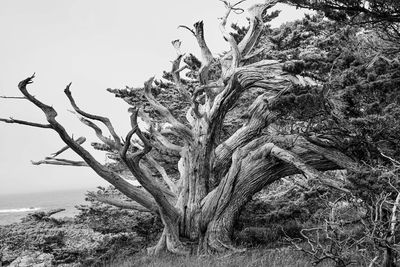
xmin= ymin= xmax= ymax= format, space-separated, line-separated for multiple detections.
xmin=71 ymin=111 xmax=117 ymax=149
xmin=15 ymin=74 xmax=159 ymax=213
xmin=219 ymin=0 xmax=243 ymax=76
xmin=238 ymin=0 xmax=278 ymax=56
xmin=180 ymin=21 xmax=214 ymax=84
xmin=120 ymin=108 xmax=179 ymax=219
xmin=127 ymin=108 xmax=152 ymax=163
xmin=64 ymin=83 xmax=121 ymax=148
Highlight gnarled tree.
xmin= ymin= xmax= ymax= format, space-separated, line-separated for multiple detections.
xmin=1 ymin=0 xmax=360 ymax=255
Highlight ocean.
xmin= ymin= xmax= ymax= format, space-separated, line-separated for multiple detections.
xmin=0 ymin=189 xmax=92 ymax=225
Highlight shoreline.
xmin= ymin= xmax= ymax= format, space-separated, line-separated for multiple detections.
xmin=0 ymin=188 xmax=91 ymax=226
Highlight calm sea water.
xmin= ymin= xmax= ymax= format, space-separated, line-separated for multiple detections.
xmin=0 ymin=189 xmax=91 ymax=225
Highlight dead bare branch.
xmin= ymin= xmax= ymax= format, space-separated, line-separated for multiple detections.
xmin=180 ymin=21 xmax=214 ymax=84
xmin=219 ymin=0 xmax=242 ymax=78
xmin=238 ymin=0 xmax=278 ymax=56
xmin=0 ymin=95 xmax=26 ymax=99
xmin=87 ymin=192 xmax=151 ymax=212
xmin=170 ymin=41 xmax=191 ymax=100
xmin=70 ymin=110 xmax=117 ymax=149
xmin=17 ymin=74 xmax=159 ymax=213
xmin=51 ymin=136 xmax=86 ymax=157
xmin=64 ymin=83 xmax=121 ymax=148
xmin=178 ymin=25 xmax=195 ymax=36
xmin=0 ymin=117 xmax=52 ymax=129
xmin=31 ymin=158 xmax=88 ymax=167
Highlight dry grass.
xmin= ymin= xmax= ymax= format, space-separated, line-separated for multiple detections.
xmin=104 ymin=247 xmax=337 ymax=267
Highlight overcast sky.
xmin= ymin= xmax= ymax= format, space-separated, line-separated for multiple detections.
xmin=0 ymin=0 xmax=309 ymax=195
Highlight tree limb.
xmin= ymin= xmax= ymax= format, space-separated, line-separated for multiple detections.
xmin=120 ymin=107 xmax=179 ymax=218
xmin=146 ymin=155 xmax=178 ymax=195
xmin=87 ymin=192 xmax=151 ymax=212
xmin=31 ymin=157 xmax=88 ymax=167
xmin=151 ymin=126 xmax=183 ymax=152
xmin=0 ymin=117 xmax=52 ymax=129
xmin=180 ymin=22 xmax=214 ymax=84
xmin=202 ymin=135 xmax=355 ymax=221
xmin=269 ymin=145 xmax=350 ymax=193
xmin=0 ymin=95 xmax=26 ymax=99
xmin=212 ymin=93 xmax=278 ymax=184
xmin=71 ymin=111 xmax=117 ymax=149
xmin=170 ymin=40 xmax=192 ymax=101
xmin=138 ymin=109 xmax=183 ymax=152
xmin=64 ymin=83 xmax=121 ymax=148
xmin=51 ymin=136 xmax=86 ymax=157
xmin=219 ymin=0 xmax=242 ymax=80
xmin=238 ymin=0 xmax=278 ymax=56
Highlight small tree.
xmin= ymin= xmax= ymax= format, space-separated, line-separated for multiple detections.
xmin=1 ymin=0 xmax=356 ymax=254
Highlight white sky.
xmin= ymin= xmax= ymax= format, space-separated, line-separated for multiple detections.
xmin=0 ymin=0 xmax=309 ymax=195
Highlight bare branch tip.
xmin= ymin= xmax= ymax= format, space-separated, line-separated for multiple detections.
xmin=178 ymin=25 xmax=195 ymax=35
xmin=64 ymin=83 xmax=72 ymax=94
xmin=19 ymin=73 xmax=36 ymax=88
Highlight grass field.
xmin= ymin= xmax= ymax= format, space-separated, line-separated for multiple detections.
xmin=105 ymin=247 xmax=342 ymax=267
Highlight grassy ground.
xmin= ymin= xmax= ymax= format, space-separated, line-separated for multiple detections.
xmin=104 ymin=247 xmax=337 ymax=267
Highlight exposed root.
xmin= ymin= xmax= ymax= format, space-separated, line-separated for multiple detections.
xmin=147 ymin=230 xmax=167 ymax=256
xmin=147 ymin=228 xmax=191 ymax=256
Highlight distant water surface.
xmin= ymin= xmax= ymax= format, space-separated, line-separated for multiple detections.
xmin=0 ymin=189 xmax=90 ymax=225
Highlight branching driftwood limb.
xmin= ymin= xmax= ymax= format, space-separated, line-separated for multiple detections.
xmin=64 ymin=83 xmax=122 ymax=148
xmin=13 ymin=74 xmax=159 ymax=213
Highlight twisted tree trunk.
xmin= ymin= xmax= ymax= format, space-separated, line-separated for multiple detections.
xmin=1 ymin=0 xmax=360 ymax=256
